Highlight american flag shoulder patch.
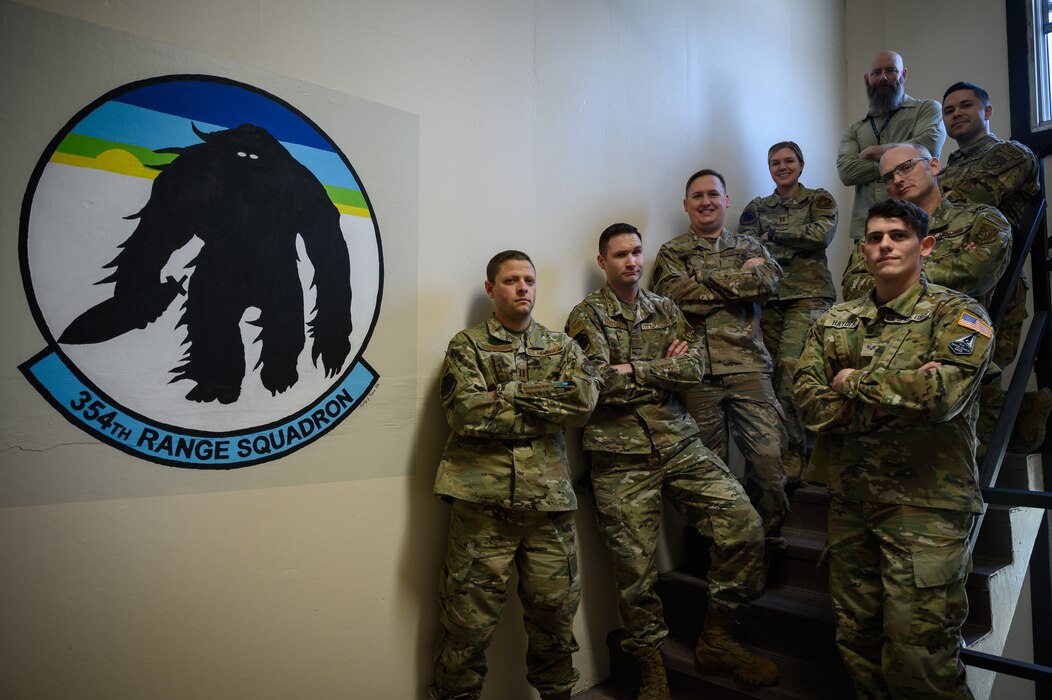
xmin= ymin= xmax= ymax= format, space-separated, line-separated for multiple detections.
xmin=957 ymin=310 xmax=992 ymax=338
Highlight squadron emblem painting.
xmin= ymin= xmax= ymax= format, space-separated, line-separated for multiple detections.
xmin=18 ymin=75 xmax=383 ymax=468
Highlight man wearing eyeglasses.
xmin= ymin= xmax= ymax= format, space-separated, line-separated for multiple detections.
xmin=840 ymin=143 xmax=1012 ymax=460
xmin=794 ymin=197 xmax=994 ymax=699
xmin=939 ymin=81 xmax=1051 ymax=455
xmin=842 ymin=142 xmax=1010 ymax=307
xmin=837 ymin=50 xmax=946 ymax=292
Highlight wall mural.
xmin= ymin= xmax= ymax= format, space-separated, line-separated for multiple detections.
xmin=18 ymin=75 xmax=382 ymax=469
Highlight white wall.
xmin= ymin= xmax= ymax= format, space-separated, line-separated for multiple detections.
xmin=0 ymin=1 xmax=854 ymax=698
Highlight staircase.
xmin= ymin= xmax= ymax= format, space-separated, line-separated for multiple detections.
xmin=575 ymin=453 xmax=1045 ymax=700
xmin=575 ymin=184 xmax=1052 ymax=698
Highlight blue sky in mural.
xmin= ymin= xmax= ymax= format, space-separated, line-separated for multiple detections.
xmin=70 ymin=78 xmax=361 ymax=192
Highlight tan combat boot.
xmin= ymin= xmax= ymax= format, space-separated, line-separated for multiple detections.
xmin=782 ymin=447 xmax=806 ymax=485
xmin=694 ymin=606 xmax=779 ymax=686
xmin=633 ymin=647 xmax=669 ymax=700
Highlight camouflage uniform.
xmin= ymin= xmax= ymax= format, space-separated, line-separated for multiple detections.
xmin=651 ymin=228 xmax=788 ymax=534
xmin=941 ymin=133 xmax=1040 ymax=367
xmin=738 ymin=185 xmax=838 ymax=456
xmin=841 ymin=199 xmax=1011 ymax=306
xmin=793 ymin=277 xmax=993 ymax=699
xmin=942 ymin=134 xmax=1039 ymax=231
xmin=565 ymin=285 xmax=764 ymax=653
xmin=430 ymin=316 xmax=600 ymax=700
xmin=837 ymin=95 xmax=947 ymax=242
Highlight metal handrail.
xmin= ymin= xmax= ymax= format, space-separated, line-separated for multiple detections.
xmin=968 ymin=189 xmax=1049 ymax=556
xmin=988 ymin=195 xmax=1046 ymax=327
xmin=960 ymin=648 xmax=1052 ymax=683
xmin=959 ymin=172 xmax=1052 ymax=691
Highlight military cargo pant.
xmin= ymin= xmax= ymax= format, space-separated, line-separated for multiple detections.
xmin=826 ymin=499 xmax=974 ymax=700
xmin=682 ymin=371 xmax=788 ymax=534
xmin=761 ymin=297 xmax=833 ymax=454
xmin=591 ymin=437 xmax=764 ymax=653
xmin=429 ymin=499 xmax=580 ymax=700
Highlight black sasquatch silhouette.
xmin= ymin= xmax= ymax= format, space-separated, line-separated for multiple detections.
xmin=59 ymin=123 xmax=353 ymax=404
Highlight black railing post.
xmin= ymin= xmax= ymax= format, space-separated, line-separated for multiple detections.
xmin=1031 ymin=174 xmax=1052 ymax=697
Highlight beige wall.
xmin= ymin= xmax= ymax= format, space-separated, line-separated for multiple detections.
xmin=0 ymin=1 xmax=849 ymax=697
xmin=9 ymin=0 xmax=1038 ymax=698
xmin=1 ymin=0 xmax=1039 ymax=698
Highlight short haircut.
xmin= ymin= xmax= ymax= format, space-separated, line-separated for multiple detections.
xmin=866 ymin=198 xmax=929 ymax=239
xmin=486 ymin=250 xmax=535 ymax=283
xmin=685 ymin=168 xmax=727 ymax=196
xmin=943 ymin=81 xmax=990 ymax=106
xmin=768 ymin=141 xmax=804 ymax=165
xmin=882 ymin=142 xmax=932 ymax=160
xmin=599 ymin=222 xmax=641 ymax=256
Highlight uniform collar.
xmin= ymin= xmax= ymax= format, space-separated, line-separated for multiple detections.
xmin=688 ymin=227 xmax=731 ymax=251
xmin=873 ymin=275 xmax=928 ymax=320
xmin=599 ymin=284 xmax=656 ymax=323
xmin=928 ymin=198 xmax=954 ymax=230
xmin=486 ymin=315 xmax=543 ymax=347
xmin=764 ymin=183 xmax=811 ymax=205
xmin=850 ymin=275 xmax=928 ymax=323
xmin=952 ymin=133 xmax=998 ymax=160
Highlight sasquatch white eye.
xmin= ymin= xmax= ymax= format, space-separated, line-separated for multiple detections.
xmin=249 ymin=153 xmax=259 ymax=160
xmin=237 ymin=151 xmax=247 ymax=158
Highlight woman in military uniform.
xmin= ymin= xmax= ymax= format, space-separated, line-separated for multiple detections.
xmin=738 ymin=141 xmax=838 ymax=481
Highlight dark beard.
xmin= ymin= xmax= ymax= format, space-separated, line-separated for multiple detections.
xmin=867 ymin=78 xmax=905 ymax=115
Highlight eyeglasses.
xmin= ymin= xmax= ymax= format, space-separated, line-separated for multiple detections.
xmin=880 ymin=156 xmax=930 ymax=186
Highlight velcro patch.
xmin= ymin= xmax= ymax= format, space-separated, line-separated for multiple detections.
xmin=948 ymin=333 xmax=977 ymax=356
xmin=440 ymin=371 xmax=457 ymax=402
xmin=982 ymin=153 xmax=1007 ymax=169
xmin=973 ymin=218 xmax=1003 ymax=244
xmin=957 ymin=310 xmax=993 ymax=338
xmin=828 ymin=318 xmax=858 ymax=328
xmin=814 ymin=194 xmax=835 ymax=211
xmin=526 ymin=346 xmax=561 ymax=357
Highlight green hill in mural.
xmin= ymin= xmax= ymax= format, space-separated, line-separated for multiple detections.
xmin=52 ymin=133 xmax=367 ymax=211
xmin=56 ymin=133 xmax=176 ymax=167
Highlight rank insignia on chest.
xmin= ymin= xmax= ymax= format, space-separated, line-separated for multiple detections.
xmin=957 ymin=311 xmax=993 ymax=338
xmin=948 ymin=333 xmax=977 ymax=356
xmin=862 ymin=342 xmax=883 ymax=357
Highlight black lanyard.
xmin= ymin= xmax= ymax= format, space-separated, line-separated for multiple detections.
xmin=868 ymin=109 xmax=898 ymax=144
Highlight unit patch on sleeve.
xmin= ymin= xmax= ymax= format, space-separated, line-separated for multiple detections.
xmin=948 ymin=333 xmax=977 ymax=356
